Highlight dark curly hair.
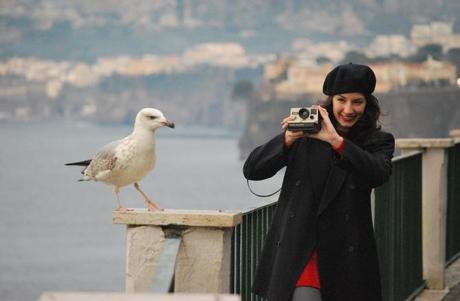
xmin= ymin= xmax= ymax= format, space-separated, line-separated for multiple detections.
xmin=321 ymin=94 xmax=382 ymax=143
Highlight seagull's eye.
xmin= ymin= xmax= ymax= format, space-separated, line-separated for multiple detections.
xmin=147 ymin=115 xmax=158 ymax=120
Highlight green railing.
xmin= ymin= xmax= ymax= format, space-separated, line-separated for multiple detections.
xmin=230 ymin=200 xmax=277 ymax=301
xmin=232 ymin=151 xmax=425 ymax=301
xmin=374 ymin=151 xmax=424 ymax=301
xmin=446 ymin=141 xmax=460 ymax=265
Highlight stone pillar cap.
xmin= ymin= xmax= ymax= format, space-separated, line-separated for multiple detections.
xmin=396 ymin=138 xmax=455 ymax=149
xmin=113 ymin=209 xmax=242 ymax=227
xmin=449 ymin=129 xmax=460 ymax=139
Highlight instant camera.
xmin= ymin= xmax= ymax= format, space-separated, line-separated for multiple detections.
xmin=287 ymin=107 xmax=322 ymax=133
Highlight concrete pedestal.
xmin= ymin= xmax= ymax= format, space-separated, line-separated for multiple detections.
xmin=113 ymin=209 xmax=242 ymax=294
xmin=397 ymin=138 xmax=454 ymax=289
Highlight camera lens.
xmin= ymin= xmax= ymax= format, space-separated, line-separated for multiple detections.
xmin=298 ymin=108 xmax=310 ymax=120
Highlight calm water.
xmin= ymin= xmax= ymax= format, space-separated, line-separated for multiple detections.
xmin=0 ymin=122 xmax=283 ymax=301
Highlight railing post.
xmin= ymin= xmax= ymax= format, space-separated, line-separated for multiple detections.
xmin=396 ymin=138 xmax=454 ymax=290
xmin=113 ymin=209 xmax=242 ymax=294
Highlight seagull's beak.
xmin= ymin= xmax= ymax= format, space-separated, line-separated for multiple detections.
xmin=162 ymin=120 xmax=175 ymax=128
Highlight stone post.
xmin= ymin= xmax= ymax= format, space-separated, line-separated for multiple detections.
xmin=396 ymin=138 xmax=454 ymax=290
xmin=113 ymin=209 xmax=242 ymax=294
xmin=449 ymin=129 xmax=460 ymax=139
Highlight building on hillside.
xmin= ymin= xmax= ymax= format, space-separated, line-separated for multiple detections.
xmin=263 ymin=55 xmax=297 ymax=83
xmin=263 ymin=55 xmax=457 ymax=97
xmin=367 ymin=34 xmax=414 ymax=58
xmin=411 ymin=21 xmax=460 ymax=52
xmin=273 ymin=62 xmax=332 ymax=97
xmin=371 ymin=57 xmax=457 ymax=92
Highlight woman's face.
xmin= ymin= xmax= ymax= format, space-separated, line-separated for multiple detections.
xmin=332 ymin=92 xmax=367 ymax=128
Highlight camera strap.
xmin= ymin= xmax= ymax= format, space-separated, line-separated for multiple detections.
xmin=246 ymin=179 xmax=281 ymax=198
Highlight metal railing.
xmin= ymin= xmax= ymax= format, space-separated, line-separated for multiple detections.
xmin=446 ymin=141 xmax=460 ymax=265
xmin=232 ymin=151 xmax=426 ymax=301
xmin=374 ymin=151 xmax=424 ymax=301
xmin=230 ymin=200 xmax=277 ymax=301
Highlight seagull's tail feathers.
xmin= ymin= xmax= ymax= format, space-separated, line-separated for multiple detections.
xmin=65 ymin=159 xmax=92 ymax=167
xmin=77 ymin=175 xmax=92 ymax=182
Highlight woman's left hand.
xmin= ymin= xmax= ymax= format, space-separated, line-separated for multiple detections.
xmin=308 ymin=106 xmax=343 ymax=148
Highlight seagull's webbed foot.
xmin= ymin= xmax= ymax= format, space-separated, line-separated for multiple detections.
xmin=146 ymin=201 xmax=162 ymax=212
xmin=143 ymin=195 xmax=162 ymax=212
xmin=134 ymin=183 xmax=162 ymax=212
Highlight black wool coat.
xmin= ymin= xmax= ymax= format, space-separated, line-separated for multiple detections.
xmin=243 ymin=130 xmax=395 ymax=301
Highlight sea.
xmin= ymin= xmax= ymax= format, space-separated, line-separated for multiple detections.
xmin=0 ymin=121 xmax=284 ymax=301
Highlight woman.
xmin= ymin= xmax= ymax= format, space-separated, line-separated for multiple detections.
xmin=243 ymin=63 xmax=395 ymax=301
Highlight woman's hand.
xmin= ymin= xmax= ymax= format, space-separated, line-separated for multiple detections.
xmin=282 ymin=106 xmax=343 ymax=149
xmin=282 ymin=116 xmax=308 ymax=149
xmin=309 ymin=106 xmax=343 ymax=148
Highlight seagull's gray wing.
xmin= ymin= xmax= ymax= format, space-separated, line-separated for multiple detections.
xmin=84 ymin=139 xmax=123 ymax=179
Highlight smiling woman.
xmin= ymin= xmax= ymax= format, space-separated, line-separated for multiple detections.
xmin=243 ymin=63 xmax=395 ymax=301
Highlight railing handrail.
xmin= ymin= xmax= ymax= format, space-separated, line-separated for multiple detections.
xmin=241 ymin=199 xmax=278 ymax=214
xmin=393 ymin=150 xmax=424 ymax=163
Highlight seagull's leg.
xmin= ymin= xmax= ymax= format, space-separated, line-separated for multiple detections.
xmin=113 ymin=186 xmax=125 ymax=211
xmin=134 ymin=183 xmax=161 ymax=211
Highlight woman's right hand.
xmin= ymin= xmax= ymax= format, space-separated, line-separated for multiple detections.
xmin=282 ymin=116 xmax=308 ymax=149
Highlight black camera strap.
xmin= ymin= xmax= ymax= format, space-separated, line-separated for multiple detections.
xmin=246 ymin=179 xmax=281 ymax=198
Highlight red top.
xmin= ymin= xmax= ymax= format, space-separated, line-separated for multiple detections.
xmin=296 ymin=140 xmax=345 ymax=289
xmin=296 ymin=250 xmax=320 ymax=288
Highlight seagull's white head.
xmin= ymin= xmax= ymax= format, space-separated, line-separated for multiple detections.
xmin=134 ymin=108 xmax=175 ymax=131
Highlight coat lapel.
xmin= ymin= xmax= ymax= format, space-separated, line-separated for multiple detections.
xmin=317 ymin=163 xmax=347 ymax=216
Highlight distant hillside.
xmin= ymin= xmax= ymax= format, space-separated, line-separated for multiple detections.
xmin=1 ymin=0 xmax=459 ymax=60
xmin=0 ymin=64 xmax=262 ymax=129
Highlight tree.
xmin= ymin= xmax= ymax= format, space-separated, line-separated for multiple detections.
xmin=316 ymin=56 xmax=331 ymax=65
xmin=409 ymin=43 xmax=443 ymax=62
xmin=231 ymin=80 xmax=255 ymax=102
xmin=340 ymin=51 xmax=371 ymax=65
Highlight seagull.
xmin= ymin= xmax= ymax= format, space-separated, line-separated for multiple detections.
xmin=65 ymin=108 xmax=175 ymax=211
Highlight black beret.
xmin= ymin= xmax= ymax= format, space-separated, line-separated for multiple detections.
xmin=322 ymin=63 xmax=376 ymax=96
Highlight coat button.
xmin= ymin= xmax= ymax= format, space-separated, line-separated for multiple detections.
xmin=348 ymin=245 xmax=355 ymax=253
xmin=348 ymin=183 xmax=356 ymax=190
xmin=289 ymin=212 xmax=296 ymax=219
xmin=295 ymin=180 xmax=301 ymax=186
xmin=345 ymin=214 xmax=350 ymax=221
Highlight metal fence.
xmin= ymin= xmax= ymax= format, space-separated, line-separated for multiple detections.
xmin=230 ymin=201 xmax=277 ymax=301
xmin=446 ymin=141 xmax=460 ymax=265
xmin=232 ymin=152 xmax=425 ymax=301
xmin=374 ymin=151 xmax=424 ymax=301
